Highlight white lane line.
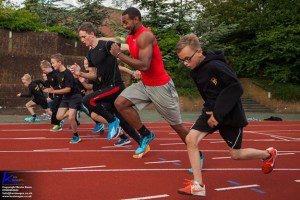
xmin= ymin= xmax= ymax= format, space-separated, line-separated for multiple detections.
xmin=212 ymin=157 xmax=231 ymax=160
xmin=215 ymin=184 xmax=260 ymax=191
xmin=0 ymin=137 xmax=47 ymax=140
xmin=62 ymin=165 xmax=106 ymax=170
xmin=101 ymin=145 xmax=132 ymax=149
xmin=122 ymin=194 xmax=169 ymax=200
xmin=295 ymin=180 xmax=300 ymax=182
xmin=0 ymin=149 xmax=300 ymax=153
xmin=278 ymin=153 xmax=295 ymax=156
xmin=160 ymin=143 xmax=184 ymax=146
xmin=16 ymin=168 xmax=300 ymax=173
xmin=33 ymin=148 xmax=69 ymax=152
xmin=210 ymin=141 xmax=226 ymax=144
xmin=145 ymin=160 xmax=180 ymax=164
xmin=251 ymin=131 xmax=295 ymax=141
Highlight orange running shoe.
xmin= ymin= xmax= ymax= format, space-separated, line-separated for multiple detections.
xmin=133 ymin=145 xmax=150 ymax=159
xmin=178 ymin=179 xmax=206 ymax=196
xmin=262 ymin=147 xmax=278 ymax=174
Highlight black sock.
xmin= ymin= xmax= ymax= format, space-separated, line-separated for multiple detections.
xmin=73 ymin=132 xmax=79 ymax=137
xmin=199 ymin=150 xmax=203 ymax=157
xmin=32 ymin=114 xmax=36 ymax=118
xmin=138 ymin=125 xmax=151 ymax=137
xmin=120 ymin=134 xmax=128 ymax=140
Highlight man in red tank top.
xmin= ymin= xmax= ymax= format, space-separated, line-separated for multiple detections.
xmin=110 ymin=7 xmax=190 ymax=158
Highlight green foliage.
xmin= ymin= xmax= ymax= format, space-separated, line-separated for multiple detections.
xmin=0 ymin=8 xmax=41 ymax=31
xmin=253 ymin=79 xmax=300 ymax=101
xmin=195 ymin=0 xmax=299 ymax=85
xmin=47 ymin=25 xmax=79 ymax=39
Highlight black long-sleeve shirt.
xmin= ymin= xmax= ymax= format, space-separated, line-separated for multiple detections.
xmin=190 ymin=51 xmax=248 ymax=127
xmin=20 ymin=80 xmax=47 ymax=102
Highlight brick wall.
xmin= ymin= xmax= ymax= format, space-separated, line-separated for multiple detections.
xmin=0 ymin=29 xmax=131 ymax=114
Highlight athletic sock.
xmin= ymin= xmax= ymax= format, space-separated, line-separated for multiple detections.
xmin=32 ymin=114 xmax=37 ymax=118
xmin=73 ymin=132 xmax=79 ymax=137
xmin=138 ymin=125 xmax=151 ymax=137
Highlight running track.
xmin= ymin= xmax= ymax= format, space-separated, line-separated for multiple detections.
xmin=0 ymin=121 xmax=299 ymax=200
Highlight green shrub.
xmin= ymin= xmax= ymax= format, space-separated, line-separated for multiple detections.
xmin=253 ymin=79 xmax=300 ymax=102
xmin=0 ymin=9 xmax=41 ymax=31
xmin=47 ymin=26 xmax=79 ymax=40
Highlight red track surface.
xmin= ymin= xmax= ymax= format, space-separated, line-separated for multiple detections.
xmin=0 ymin=121 xmax=299 ymax=200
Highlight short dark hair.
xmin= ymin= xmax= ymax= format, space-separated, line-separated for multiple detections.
xmin=51 ymin=53 xmax=64 ymax=64
xmin=122 ymin=7 xmax=142 ymax=21
xmin=78 ymin=22 xmax=96 ymax=34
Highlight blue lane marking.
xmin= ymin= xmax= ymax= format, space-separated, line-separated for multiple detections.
xmin=250 ymin=188 xmax=266 ymax=194
xmin=159 ymin=158 xmax=166 ymax=161
xmin=227 ymin=180 xmax=239 ymax=185
xmin=227 ymin=180 xmax=266 ymax=194
xmin=173 ymin=162 xmax=181 ymax=166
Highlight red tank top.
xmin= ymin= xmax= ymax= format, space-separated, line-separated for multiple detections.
xmin=126 ymin=25 xmax=170 ymax=86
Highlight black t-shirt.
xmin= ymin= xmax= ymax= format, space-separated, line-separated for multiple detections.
xmin=21 ymin=80 xmax=46 ymax=101
xmin=46 ymin=70 xmax=61 ymax=99
xmin=75 ymin=78 xmax=87 ymax=97
xmin=57 ymin=69 xmax=80 ymax=98
xmin=86 ymin=40 xmax=123 ymax=89
xmin=46 ymin=70 xmax=60 ymax=89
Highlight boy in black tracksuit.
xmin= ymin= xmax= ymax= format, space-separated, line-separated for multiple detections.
xmin=176 ymin=34 xmax=278 ymax=196
xmin=17 ymin=74 xmax=52 ymax=122
xmin=40 ymin=60 xmax=63 ymax=131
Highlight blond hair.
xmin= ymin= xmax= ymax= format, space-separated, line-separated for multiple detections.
xmin=22 ymin=73 xmax=31 ymax=81
xmin=51 ymin=53 xmax=64 ymax=64
xmin=40 ymin=60 xmax=52 ymax=68
xmin=176 ymin=33 xmax=201 ymax=54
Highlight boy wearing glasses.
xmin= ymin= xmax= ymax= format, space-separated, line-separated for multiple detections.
xmin=176 ymin=33 xmax=277 ymax=196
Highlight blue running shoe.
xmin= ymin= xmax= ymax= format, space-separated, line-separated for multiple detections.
xmin=24 ymin=117 xmax=41 ymax=123
xmin=70 ymin=135 xmax=81 ymax=143
xmin=114 ymin=137 xmax=131 ymax=146
xmin=135 ymin=131 xmax=155 ymax=154
xmin=189 ymin=151 xmax=204 ymax=173
xmin=92 ymin=123 xmax=105 ymax=134
xmin=107 ymin=118 xmax=120 ymax=140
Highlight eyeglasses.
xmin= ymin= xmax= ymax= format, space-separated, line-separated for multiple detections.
xmin=178 ymin=50 xmax=198 ymax=63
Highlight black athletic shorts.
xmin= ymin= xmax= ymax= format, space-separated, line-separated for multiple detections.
xmin=191 ymin=112 xmax=243 ymax=149
xmin=59 ymin=94 xmax=82 ymax=110
xmin=33 ymin=98 xmax=48 ymax=109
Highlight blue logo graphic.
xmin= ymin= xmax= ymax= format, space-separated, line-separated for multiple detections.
xmin=2 ymin=172 xmax=19 ymax=184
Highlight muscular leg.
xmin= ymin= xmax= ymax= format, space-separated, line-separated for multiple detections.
xmin=170 ymin=124 xmax=189 ymax=144
xmin=114 ymin=96 xmax=143 ymax=130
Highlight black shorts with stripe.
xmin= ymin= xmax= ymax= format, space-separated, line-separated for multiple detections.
xmin=192 ymin=112 xmax=243 ymax=149
xmin=33 ymin=98 xmax=48 ymax=109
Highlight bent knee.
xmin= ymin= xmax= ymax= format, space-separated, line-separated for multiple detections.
xmin=185 ymin=133 xmax=198 ymax=148
xmin=229 ymin=149 xmax=241 ymax=160
xmin=114 ymin=97 xmax=127 ymax=110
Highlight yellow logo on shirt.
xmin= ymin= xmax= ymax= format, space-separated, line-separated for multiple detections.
xmin=98 ymin=77 xmax=101 ymax=82
xmin=211 ymin=77 xmax=217 ymax=85
xmin=61 ymin=78 xmax=64 ymax=81
xmin=35 ymin=85 xmax=39 ymax=91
